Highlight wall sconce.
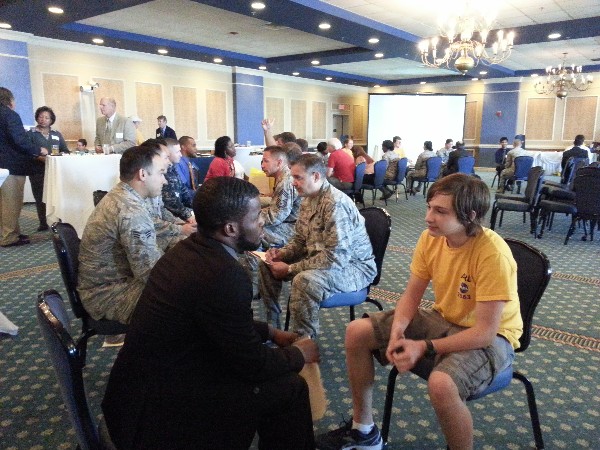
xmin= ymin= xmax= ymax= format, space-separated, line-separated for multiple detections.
xmin=80 ymin=81 xmax=100 ymax=92
xmin=495 ymin=111 xmax=502 ymax=118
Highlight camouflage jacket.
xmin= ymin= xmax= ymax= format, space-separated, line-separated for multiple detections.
xmin=261 ymin=165 xmax=301 ymax=245
xmin=162 ymin=163 xmax=193 ymax=220
xmin=280 ymin=180 xmax=377 ymax=284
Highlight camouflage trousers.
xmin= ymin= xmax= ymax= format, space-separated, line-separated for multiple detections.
xmin=80 ymin=278 xmax=145 ymax=324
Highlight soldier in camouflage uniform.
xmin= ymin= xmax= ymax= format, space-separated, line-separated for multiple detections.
xmin=161 ymin=138 xmax=194 ymax=222
xmin=261 ymin=154 xmax=377 ymax=337
xmin=78 ymin=145 xmax=193 ymax=324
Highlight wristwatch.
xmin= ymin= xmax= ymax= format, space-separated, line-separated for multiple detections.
xmin=424 ymin=339 xmax=437 ymax=358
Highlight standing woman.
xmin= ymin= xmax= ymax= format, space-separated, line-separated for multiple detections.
xmin=204 ymin=135 xmax=236 ymax=181
xmin=27 ymin=106 xmax=69 ymax=231
xmin=0 ymin=87 xmax=49 ymax=247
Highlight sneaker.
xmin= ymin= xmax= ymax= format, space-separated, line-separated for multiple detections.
xmin=102 ymin=334 xmax=126 ymax=347
xmin=316 ymin=420 xmax=382 ymax=450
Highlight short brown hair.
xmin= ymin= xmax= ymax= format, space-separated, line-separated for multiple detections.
xmin=426 ymin=173 xmax=490 ymax=237
xmin=0 ymin=87 xmax=14 ymax=107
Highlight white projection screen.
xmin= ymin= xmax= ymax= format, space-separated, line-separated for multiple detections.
xmin=367 ymin=94 xmax=466 ymax=162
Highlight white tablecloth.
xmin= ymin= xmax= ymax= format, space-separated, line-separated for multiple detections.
xmin=523 ymin=150 xmax=563 ymax=175
xmin=43 ymin=154 xmax=121 ymax=236
xmin=0 ymin=168 xmax=8 ymax=187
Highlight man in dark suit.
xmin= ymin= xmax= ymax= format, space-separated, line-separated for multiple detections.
xmin=443 ymin=141 xmax=469 ymax=176
xmin=561 ymin=134 xmax=589 ymax=172
xmin=102 ymin=176 xmax=319 ymax=450
xmin=155 ymin=115 xmax=177 ymax=139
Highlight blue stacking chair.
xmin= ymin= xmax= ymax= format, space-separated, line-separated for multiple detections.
xmin=381 ymin=238 xmax=551 ymax=449
xmin=361 ymin=160 xmax=388 ymax=205
xmin=411 ymin=156 xmax=443 ymax=196
xmin=341 ymin=162 xmax=366 ymax=207
xmin=191 ymin=156 xmax=215 ymax=185
xmin=384 ymin=158 xmax=409 ymax=201
xmin=284 ymin=207 xmax=390 ymax=330
xmin=505 ymin=156 xmax=534 ymax=194
xmin=456 ymin=155 xmax=475 ymax=174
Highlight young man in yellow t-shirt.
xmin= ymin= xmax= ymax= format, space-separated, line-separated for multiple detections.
xmin=316 ymin=173 xmax=522 ymax=450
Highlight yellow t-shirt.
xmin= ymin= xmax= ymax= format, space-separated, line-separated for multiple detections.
xmin=394 ymin=148 xmax=406 ymax=159
xmin=410 ymin=228 xmax=523 ymax=349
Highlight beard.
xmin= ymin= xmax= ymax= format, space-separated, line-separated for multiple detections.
xmin=236 ymin=230 xmax=261 ymax=252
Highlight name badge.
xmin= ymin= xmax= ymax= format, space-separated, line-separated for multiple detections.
xmin=116 ymin=132 xmax=124 ymax=139
xmin=51 ymin=135 xmax=59 ymax=140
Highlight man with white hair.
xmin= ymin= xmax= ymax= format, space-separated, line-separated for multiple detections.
xmin=94 ymin=97 xmax=136 ymax=154
xmin=326 ymin=137 xmax=355 ymax=190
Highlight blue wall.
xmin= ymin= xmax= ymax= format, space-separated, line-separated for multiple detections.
xmin=232 ymin=73 xmax=264 ymax=146
xmin=480 ymin=82 xmax=520 ymax=146
xmin=0 ymin=39 xmax=33 ymax=123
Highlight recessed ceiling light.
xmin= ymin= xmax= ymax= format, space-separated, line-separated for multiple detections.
xmin=472 ymin=77 xmax=479 ymax=81
xmin=548 ymin=33 xmax=561 ymax=39
xmin=420 ymin=81 xmax=427 ymax=84
xmin=531 ymin=73 xmax=539 ymax=77
xmin=259 ymin=65 xmax=267 ymax=70
xmin=479 ymin=71 xmax=488 ymax=75
xmin=0 ymin=22 xmax=11 ymax=29
xmin=92 ymin=38 xmax=104 ymax=44
xmin=292 ymin=72 xmax=299 ymax=76
xmin=319 ymin=22 xmax=331 ymax=30
xmin=311 ymin=60 xmax=320 ymax=65
xmin=373 ymin=84 xmax=380 ymax=88
xmin=374 ymin=52 xmax=384 ymax=58
xmin=368 ymin=38 xmax=379 ymax=44
xmin=251 ymin=2 xmax=266 ymax=10
xmin=325 ymin=77 xmax=332 ymax=81
xmin=48 ymin=6 xmax=64 ymax=14
xmin=214 ymin=57 xmax=223 ymax=63
xmin=157 ymin=49 xmax=168 ymax=55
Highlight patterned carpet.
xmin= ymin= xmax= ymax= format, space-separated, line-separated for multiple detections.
xmin=1 ymin=171 xmax=599 ymax=449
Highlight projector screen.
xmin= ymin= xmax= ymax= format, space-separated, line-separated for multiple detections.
xmin=367 ymin=94 xmax=466 ymax=163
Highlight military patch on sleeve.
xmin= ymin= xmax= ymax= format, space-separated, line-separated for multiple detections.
xmin=131 ymin=229 xmax=153 ymax=241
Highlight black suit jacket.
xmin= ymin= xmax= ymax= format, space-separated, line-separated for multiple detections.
xmin=444 ymin=148 xmax=469 ymax=176
xmin=0 ymin=105 xmax=39 ymax=175
xmin=102 ymin=233 xmax=304 ymax=449
xmin=561 ymin=146 xmax=588 ymax=171
xmin=155 ymin=125 xmax=177 ymax=140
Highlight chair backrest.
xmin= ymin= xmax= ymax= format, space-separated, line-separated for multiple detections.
xmin=425 ymin=156 xmax=443 ymax=181
xmin=92 ymin=190 xmax=108 ymax=207
xmin=372 ymin=159 xmax=388 ymax=187
xmin=352 ymin=162 xmax=366 ymax=192
xmin=191 ymin=156 xmax=214 ymax=185
xmin=456 ymin=156 xmax=475 ymax=174
xmin=504 ymin=239 xmax=552 ymax=352
xmin=37 ymin=290 xmax=99 ymax=450
xmin=572 ymin=166 xmax=600 ymax=216
xmin=359 ymin=207 xmax=392 ymax=286
xmin=395 ymin=158 xmax=408 ymax=183
xmin=522 ymin=166 xmax=545 ymax=206
xmin=51 ymin=222 xmax=85 ymax=319
xmin=513 ymin=156 xmax=534 ymax=179
xmin=563 ymin=156 xmax=589 ymax=186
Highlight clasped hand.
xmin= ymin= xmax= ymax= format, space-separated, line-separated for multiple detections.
xmin=385 ymin=337 xmax=425 ymax=373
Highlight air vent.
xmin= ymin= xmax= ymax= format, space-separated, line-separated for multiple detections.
xmin=263 ymin=23 xmax=289 ymax=31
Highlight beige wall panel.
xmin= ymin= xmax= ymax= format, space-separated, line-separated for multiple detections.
xmin=352 ymin=104 xmax=364 ymax=140
xmin=464 ymin=101 xmax=477 ymax=141
xmin=290 ymin=99 xmax=307 ymax=139
xmin=173 ymin=86 xmax=198 ymax=139
xmin=266 ymin=97 xmax=284 ymax=135
xmin=312 ymin=101 xmax=326 ymax=140
xmin=525 ymin=98 xmax=555 ymax=140
xmin=94 ymin=78 xmax=125 ymax=117
xmin=562 ymin=96 xmax=597 ymax=141
xmin=136 ymin=82 xmax=163 ymax=139
xmin=206 ymin=90 xmax=227 ymax=140
xmin=42 ymin=74 xmax=81 ymax=143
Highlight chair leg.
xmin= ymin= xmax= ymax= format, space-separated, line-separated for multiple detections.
xmin=422 ymin=182 xmax=428 ymax=197
xmin=381 ymin=367 xmax=399 ymax=445
xmin=284 ymin=298 xmax=291 ymax=331
xmin=522 ymin=211 xmax=526 ymax=224
xmin=365 ymin=297 xmax=383 ymax=312
xmin=516 ymin=180 xmax=522 ymax=194
xmin=349 ymin=305 xmax=356 ymax=322
xmin=513 ymin=371 xmax=545 ymax=449
xmin=490 ymin=205 xmax=498 ymax=230
xmin=499 ymin=210 xmax=505 ymax=228
xmin=564 ymin=216 xmax=577 ymax=245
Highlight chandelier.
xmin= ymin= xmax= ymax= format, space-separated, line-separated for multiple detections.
xmin=418 ymin=2 xmax=514 ymax=74
xmin=534 ymin=53 xmax=594 ymax=99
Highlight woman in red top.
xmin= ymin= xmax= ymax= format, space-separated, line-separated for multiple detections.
xmin=204 ymin=136 xmax=236 ymax=181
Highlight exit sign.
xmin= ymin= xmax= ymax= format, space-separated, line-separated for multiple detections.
xmin=333 ymin=103 xmax=350 ymax=110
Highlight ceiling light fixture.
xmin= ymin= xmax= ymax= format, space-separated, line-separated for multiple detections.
xmin=531 ymin=73 xmax=539 ymax=78
xmin=373 ymin=84 xmax=380 ymax=88
xmin=92 ymin=38 xmax=104 ymax=44
xmin=472 ymin=77 xmax=479 ymax=81
xmin=374 ymin=52 xmax=384 ymax=58
xmin=157 ymin=49 xmax=168 ymax=54
xmin=213 ymin=57 xmax=223 ymax=63
xmin=318 ymin=23 xmax=331 ymax=30
xmin=311 ymin=60 xmax=320 ymax=65
xmin=534 ymin=52 xmax=593 ymax=99
xmin=420 ymin=81 xmax=427 ymax=84
xmin=325 ymin=77 xmax=332 ymax=81
xmin=479 ymin=70 xmax=487 ymax=75
xmin=258 ymin=65 xmax=267 ymax=70
xmin=368 ymin=38 xmax=379 ymax=44
xmin=251 ymin=2 xmax=266 ymax=10
xmin=292 ymin=72 xmax=300 ymax=76
xmin=48 ymin=6 xmax=64 ymax=14
xmin=548 ymin=33 xmax=561 ymax=39
xmin=0 ymin=22 xmax=11 ymax=29
xmin=419 ymin=3 xmax=514 ymax=74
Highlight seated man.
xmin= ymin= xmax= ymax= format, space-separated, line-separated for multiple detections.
xmin=380 ymin=139 xmax=399 ymax=200
xmin=102 ymin=177 xmax=319 ymax=450
xmin=436 ymin=138 xmax=453 ymax=164
xmin=78 ymin=145 xmax=194 ymax=324
xmin=326 ymin=137 xmax=355 ymax=190
xmin=442 ymin=140 xmax=468 ymax=176
xmin=175 ymin=135 xmax=198 ymax=198
xmin=494 ymin=137 xmax=510 ymax=181
xmin=317 ymin=173 xmax=521 ymax=450
xmin=161 ymin=138 xmax=195 ymax=222
xmin=497 ymin=138 xmax=528 ymax=193
xmin=260 ymin=154 xmax=377 ymax=337
xmin=406 ymin=140 xmax=435 ymax=193
xmin=561 ymin=134 xmax=589 ymax=172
